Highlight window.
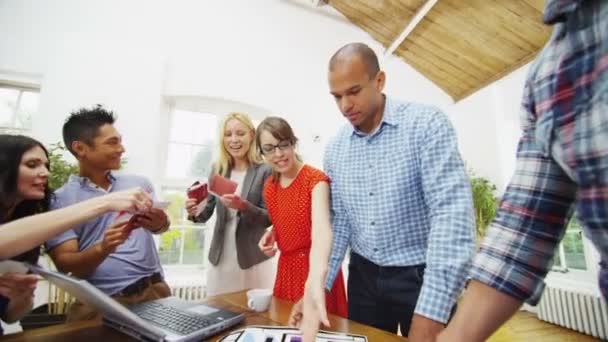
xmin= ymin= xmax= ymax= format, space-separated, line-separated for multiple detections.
xmin=165 ymin=109 xmax=218 ymax=182
xmin=552 ymin=214 xmax=587 ymax=271
xmin=159 ymin=109 xmax=219 ymax=267
xmin=157 ymin=190 xmax=207 ymax=266
xmin=0 ymin=84 xmax=39 ymax=133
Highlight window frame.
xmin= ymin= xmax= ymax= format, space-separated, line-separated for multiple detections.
xmin=157 ymin=103 xmax=220 ymax=268
xmin=0 ymin=82 xmax=40 ymax=133
xmin=155 ymin=184 xmax=211 ymax=269
xmin=550 ymin=213 xmax=592 ymax=276
xmin=160 ymin=102 xmax=219 ymax=188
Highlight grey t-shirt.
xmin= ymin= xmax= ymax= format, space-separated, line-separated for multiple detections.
xmin=46 ymin=173 xmax=163 ymax=296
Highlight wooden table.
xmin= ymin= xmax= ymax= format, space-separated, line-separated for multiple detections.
xmin=2 ymin=291 xmax=405 ymax=341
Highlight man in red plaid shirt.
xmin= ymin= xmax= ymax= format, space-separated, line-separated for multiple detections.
xmin=438 ymin=1 xmax=608 ymax=341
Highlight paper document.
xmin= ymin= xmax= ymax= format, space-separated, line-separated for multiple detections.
xmin=219 ymin=326 xmax=367 ymax=342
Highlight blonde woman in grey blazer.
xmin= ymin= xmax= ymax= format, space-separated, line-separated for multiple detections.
xmin=185 ymin=113 xmax=275 ymax=296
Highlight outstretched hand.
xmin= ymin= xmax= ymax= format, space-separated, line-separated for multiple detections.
xmin=289 ymin=279 xmax=330 ymax=342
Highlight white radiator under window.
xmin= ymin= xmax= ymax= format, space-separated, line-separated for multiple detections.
xmin=537 ymin=285 xmax=608 ymax=339
xmin=170 ymin=284 xmax=206 ymax=301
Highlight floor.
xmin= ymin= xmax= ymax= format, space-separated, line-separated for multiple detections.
xmin=488 ymin=311 xmax=602 ymax=342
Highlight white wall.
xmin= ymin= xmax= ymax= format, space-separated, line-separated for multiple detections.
xmin=447 ymin=64 xmax=529 ymax=193
xmin=0 ymin=0 xmax=451 ymax=181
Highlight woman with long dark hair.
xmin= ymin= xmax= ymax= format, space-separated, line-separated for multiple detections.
xmin=0 ymin=134 xmax=152 ymax=335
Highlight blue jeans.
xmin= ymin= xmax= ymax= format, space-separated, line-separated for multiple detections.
xmin=347 ymin=252 xmax=426 ymax=335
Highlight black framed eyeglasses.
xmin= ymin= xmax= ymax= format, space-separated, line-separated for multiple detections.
xmin=261 ymin=140 xmax=292 ymax=155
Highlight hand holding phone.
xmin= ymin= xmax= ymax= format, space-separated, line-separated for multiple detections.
xmin=123 ymin=214 xmax=142 ymax=234
xmin=102 ymin=220 xmax=131 ymax=253
xmin=187 ymin=181 xmax=209 ymax=204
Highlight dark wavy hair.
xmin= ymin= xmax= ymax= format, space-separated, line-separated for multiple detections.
xmin=0 ymin=134 xmax=52 ymax=263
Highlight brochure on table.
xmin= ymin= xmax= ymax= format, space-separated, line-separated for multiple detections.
xmin=219 ymin=326 xmax=368 ymax=342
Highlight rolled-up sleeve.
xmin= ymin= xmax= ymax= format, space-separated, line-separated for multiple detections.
xmin=470 ymin=83 xmax=577 ymax=304
xmin=324 ymin=141 xmax=352 ymax=290
xmin=415 ymin=110 xmax=476 ymax=323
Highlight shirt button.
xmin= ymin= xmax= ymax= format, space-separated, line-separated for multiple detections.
xmin=369 ymin=192 xmax=373 ymax=196
xmin=371 ymin=221 xmax=375 ymax=226
xmin=373 ymin=248 xmax=378 ymax=252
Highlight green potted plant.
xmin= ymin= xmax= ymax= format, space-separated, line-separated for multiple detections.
xmin=47 ymin=142 xmax=79 ymax=190
xmin=468 ymin=170 xmax=499 ymax=239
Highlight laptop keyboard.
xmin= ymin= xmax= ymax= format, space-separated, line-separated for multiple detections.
xmin=130 ymin=301 xmax=215 ymax=335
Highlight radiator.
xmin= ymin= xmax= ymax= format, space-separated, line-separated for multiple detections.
xmin=170 ymin=284 xmax=206 ymax=301
xmin=537 ymin=285 xmax=608 ymax=339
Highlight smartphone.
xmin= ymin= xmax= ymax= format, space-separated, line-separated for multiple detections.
xmin=123 ymin=214 xmax=142 ymax=234
xmin=187 ymin=181 xmax=209 ymax=203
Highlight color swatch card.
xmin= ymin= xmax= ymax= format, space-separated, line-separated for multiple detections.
xmin=219 ymin=326 xmax=367 ymax=342
xmin=209 ymin=174 xmax=238 ymax=197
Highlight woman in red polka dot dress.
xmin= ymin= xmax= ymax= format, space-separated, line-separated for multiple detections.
xmin=256 ymin=116 xmax=347 ymax=319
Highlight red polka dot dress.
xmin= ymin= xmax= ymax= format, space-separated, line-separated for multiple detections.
xmin=264 ymin=164 xmax=348 ymax=318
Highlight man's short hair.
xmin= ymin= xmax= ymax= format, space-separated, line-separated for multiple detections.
xmin=63 ymin=104 xmax=116 ymax=156
xmin=329 ymin=42 xmax=380 ymax=78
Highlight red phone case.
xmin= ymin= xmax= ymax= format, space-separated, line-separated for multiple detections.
xmin=187 ymin=182 xmax=208 ymax=203
xmin=124 ymin=214 xmax=141 ymax=233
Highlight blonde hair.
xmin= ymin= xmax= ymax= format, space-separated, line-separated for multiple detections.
xmin=215 ymin=112 xmax=262 ymax=176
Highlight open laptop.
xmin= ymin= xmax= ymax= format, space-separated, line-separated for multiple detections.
xmin=26 ymin=264 xmax=244 ymax=342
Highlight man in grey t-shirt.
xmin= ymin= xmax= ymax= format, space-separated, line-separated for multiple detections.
xmin=46 ymin=105 xmax=171 ymax=321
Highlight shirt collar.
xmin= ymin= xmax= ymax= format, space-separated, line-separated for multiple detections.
xmin=350 ymin=95 xmax=398 ymax=137
xmin=70 ymin=171 xmax=116 ymax=191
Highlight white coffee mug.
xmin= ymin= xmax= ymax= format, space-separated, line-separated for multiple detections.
xmin=246 ymin=288 xmax=272 ymax=312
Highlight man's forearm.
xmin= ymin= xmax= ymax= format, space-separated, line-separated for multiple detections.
xmin=407 ymin=313 xmax=445 ymax=341
xmin=438 ymin=280 xmax=522 ymax=342
xmin=52 ymin=243 xmax=111 ymax=279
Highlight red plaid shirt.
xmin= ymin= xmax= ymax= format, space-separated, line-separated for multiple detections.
xmin=470 ymin=0 xmax=608 ymax=303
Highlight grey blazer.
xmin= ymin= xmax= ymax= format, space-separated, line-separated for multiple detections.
xmin=191 ymin=163 xmax=272 ymax=269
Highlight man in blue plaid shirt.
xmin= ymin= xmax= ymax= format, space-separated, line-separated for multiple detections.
xmin=291 ymin=42 xmax=476 ymax=342
xmin=439 ymin=1 xmax=608 ymax=341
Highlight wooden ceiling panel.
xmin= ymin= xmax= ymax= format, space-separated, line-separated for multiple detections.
xmin=328 ymin=0 xmax=551 ymax=101
xmin=329 ymin=0 xmax=427 ymax=46
xmin=520 ymin=0 xmax=547 ymax=14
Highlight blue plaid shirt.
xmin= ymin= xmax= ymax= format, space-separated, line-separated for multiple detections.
xmin=324 ymin=96 xmax=475 ymax=323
